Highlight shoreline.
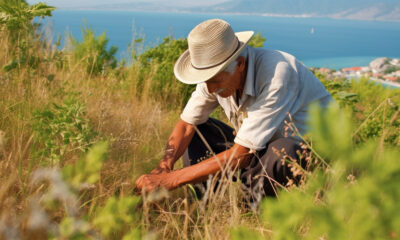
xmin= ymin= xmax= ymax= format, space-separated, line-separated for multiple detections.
xmin=303 ymin=56 xmax=400 ymax=71
xmin=369 ymin=77 xmax=400 ymax=88
xmin=53 ymin=9 xmax=400 ymax=23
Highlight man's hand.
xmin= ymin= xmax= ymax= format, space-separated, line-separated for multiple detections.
xmin=135 ymin=172 xmax=178 ymax=193
xmin=150 ymin=161 xmax=172 ymax=174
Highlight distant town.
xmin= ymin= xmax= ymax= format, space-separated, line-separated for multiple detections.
xmin=313 ymin=57 xmax=400 ymax=88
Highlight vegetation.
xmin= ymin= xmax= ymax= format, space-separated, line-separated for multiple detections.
xmin=67 ymin=25 xmax=118 ymax=76
xmin=1 ymin=2 xmax=400 ymax=239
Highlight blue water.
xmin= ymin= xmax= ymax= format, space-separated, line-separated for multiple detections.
xmin=41 ymin=10 xmax=400 ymax=69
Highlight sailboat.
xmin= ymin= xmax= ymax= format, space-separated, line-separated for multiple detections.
xmin=311 ymin=27 xmax=315 ymax=34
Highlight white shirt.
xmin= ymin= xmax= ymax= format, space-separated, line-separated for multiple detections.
xmin=180 ymin=46 xmax=333 ymax=151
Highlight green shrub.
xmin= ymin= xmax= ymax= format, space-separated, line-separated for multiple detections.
xmin=0 ymin=0 xmax=55 ymax=72
xmin=68 ymin=25 xmax=118 ymax=75
xmin=136 ymin=36 xmax=191 ymax=105
xmin=32 ymin=98 xmax=97 ymax=165
xmin=0 ymin=0 xmax=54 ymax=32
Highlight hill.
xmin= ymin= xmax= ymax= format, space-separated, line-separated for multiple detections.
xmin=200 ymin=0 xmax=400 ymax=21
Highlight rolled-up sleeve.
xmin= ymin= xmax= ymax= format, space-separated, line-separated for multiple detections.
xmin=180 ymin=83 xmax=219 ymax=125
xmin=234 ymin=62 xmax=299 ymax=150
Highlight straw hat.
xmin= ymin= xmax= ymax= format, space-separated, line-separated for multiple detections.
xmin=174 ymin=19 xmax=254 ymax=84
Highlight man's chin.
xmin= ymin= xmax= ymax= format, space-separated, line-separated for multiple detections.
xmin=217 ymin=92 xmax=233 ymax=98
xmin=217 ymin=93 xmax=230 ymax=98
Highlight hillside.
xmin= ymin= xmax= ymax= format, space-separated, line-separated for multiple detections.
xmin=200 ymin=0 xmax=400 ymax=21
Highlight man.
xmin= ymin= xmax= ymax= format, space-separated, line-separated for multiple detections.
xmin=135 ymin=19 xmax=333 ymax=205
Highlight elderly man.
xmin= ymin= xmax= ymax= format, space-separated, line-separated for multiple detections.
xmin=135 ymin=19 xmax=333 ymax=204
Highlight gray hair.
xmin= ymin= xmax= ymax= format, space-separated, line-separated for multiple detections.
xmin=224 ymin=46 xmax=248 ymax=75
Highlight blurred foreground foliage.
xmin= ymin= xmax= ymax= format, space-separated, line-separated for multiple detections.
xmin=232 ymin=103 xmax=400 ymax=240
xmin=1 ymin=1 xmax=400 ymax=239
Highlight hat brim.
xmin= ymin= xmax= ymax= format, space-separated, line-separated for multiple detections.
xmin=174 ymin=31 xmax=254 ymax=84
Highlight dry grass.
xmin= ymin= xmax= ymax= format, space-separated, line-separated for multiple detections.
xmin=140 ymin=170 xmax=268 ymax=240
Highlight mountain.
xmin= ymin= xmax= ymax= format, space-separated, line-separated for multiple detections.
xmin=194 ymin=0 xmax=400 ymax=21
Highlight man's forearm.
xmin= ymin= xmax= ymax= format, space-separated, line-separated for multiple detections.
xmin=158 ymin=119 xmax=196 ymax=170
xmin=172 ymin=144 xmax=251 ymax=186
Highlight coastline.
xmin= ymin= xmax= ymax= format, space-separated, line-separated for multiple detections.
xmin=369 ymin=77 xmax=400 ymax=88
xmin=53 ymin=8 xmax=400 ymax=23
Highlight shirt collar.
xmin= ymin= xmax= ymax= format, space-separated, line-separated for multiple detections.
xmin=242 ymin=46 xmax=256 ymax=97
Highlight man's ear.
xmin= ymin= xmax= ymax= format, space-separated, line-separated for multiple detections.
xmin=237 ymin=56 xmax=246 ymax=72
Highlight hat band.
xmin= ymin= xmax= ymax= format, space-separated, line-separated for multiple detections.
xmin=191 ymin=39 xmax=240 ymax=70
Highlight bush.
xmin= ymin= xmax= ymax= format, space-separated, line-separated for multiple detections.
xmin=0 ymin=0 xmax=54 ymax=32
xmin=0 ymin=0 xmax=55 ymax=71
xmin=32 ymin=98 xmax=98 ymax=165
xmin=67 ymin=25 xmax=118 ymax=75
xmin=136 ymin=36 xmax=191 ymax=106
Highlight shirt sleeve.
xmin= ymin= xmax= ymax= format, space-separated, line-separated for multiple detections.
xmin=180 ymin=83 xmax=219 ymax=125
xmin=234 ymin=62 xmax=299 ymax=150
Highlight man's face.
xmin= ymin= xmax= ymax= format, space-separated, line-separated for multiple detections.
xmin=206 ymin=58 xmax=245 ymax=98
xmin=206 ymin=71 xmax=238 ymax=98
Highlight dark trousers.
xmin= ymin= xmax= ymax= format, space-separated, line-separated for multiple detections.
xmin=182 ymin=118 xmax=305 ymax=206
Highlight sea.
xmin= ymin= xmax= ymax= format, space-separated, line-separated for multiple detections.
xmin=40 ymin=10 xmax=400 ymax=70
